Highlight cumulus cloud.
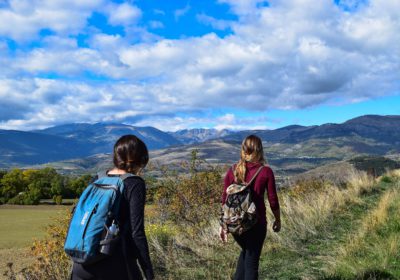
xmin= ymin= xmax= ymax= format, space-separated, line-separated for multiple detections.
xmin=0 ymin=0 xmax=104 ymax=41
xmin=0 ymin=0 xmax=399 ymax=131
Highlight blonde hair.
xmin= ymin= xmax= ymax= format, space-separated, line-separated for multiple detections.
xmin=234 ymin=135 xmax=266 ymax=184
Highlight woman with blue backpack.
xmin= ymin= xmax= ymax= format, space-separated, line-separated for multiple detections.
xmin=68 ymin=135 xmax=154 ymax=280
xmin=220 ymin=135 xmax=281 ymax=280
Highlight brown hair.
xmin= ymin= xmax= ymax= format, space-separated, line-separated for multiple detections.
xmin=113 ymin=135 xmax=149 ymax=174
xmin=234 ymin=135 xmax=266 ymax=184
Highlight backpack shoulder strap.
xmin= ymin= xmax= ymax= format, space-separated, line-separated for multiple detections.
xmin=245 ymin=165 xmax=265 ymax=186
xmin=96 ymin=171 xmax=141 ymax=181
xmin=231 ymin=163 xmax=238 ymax=182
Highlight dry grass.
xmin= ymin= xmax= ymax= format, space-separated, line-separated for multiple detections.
xmin=266 ymin=166 xmax=375 ymax=250
xmin=148 ymin=166 xmax=385 ymax=279
xmin=0 ymin=248 xmax=34 ymax=280
xmin=385 ymin=168 xmax=400 ymax=179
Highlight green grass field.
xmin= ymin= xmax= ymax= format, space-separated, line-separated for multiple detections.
xmin=0 ymin=205 xmax=69 ymax=277
xmin=0 ymin=205 xmax=69 ymax=249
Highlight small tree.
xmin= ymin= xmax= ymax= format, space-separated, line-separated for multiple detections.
xmin=50 ymin=174 xmax=64 ymax=198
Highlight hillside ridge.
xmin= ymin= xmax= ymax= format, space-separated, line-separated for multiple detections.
xmin=1 ymin=114 xmax=399 ymax=167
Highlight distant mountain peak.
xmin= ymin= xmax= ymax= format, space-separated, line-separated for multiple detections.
xmin=170 ymin=128 xmax=234 ymax=144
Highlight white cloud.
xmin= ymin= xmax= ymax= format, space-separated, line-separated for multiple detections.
xmin=174 ymin=4 xmax=190 ymax=21
xmin=0 ymin=0 xmax=399 ymax=130
xmin=196 ymin=13 xmax=232 ymax=30
xmin=106 ymin=2 xmax=141 ymax=26
xmin=218 ymin=0 xmax=267 ymax=17
xmin=0 ymin=0 xmax=104 ymax=41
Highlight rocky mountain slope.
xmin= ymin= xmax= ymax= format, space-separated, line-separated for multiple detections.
xmin=170 ymin=128 xmax=232 ymax=144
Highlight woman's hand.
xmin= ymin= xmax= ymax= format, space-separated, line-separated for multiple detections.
xmin=219 ymin=226 xmax=228 ymax=243
xmin=272 ymin=219 xmax=281 ymax=232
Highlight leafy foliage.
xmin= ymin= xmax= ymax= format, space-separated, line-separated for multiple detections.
xmin=154 ymin=150 xmax=224 ymax=233
xmin=0 ymin=168 xmax=92 ymax=204
xmin=0 ymin=169 xmax=25 ymax=200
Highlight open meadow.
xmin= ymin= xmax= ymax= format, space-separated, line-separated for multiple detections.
xmin=0 ymin=205 xmax=69 ymax=278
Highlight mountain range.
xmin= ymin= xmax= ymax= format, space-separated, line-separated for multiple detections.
xmin=1 ymin=115 xmax=399 ymax=174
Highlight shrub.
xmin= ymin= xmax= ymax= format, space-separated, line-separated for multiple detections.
xmin=380 ymin=175 xmax=393 ymax=183
xmin=146 ymin=223 xmax=177 ymax=247
xmin=287 ymin=176 xmax=330 ymax=198
xmin=53 ymin=195 xmax=63 ymax=205
xmin=154 ymin=150 xmax=223 ymax=234
xmin=7 ymin=193 xmax=26 ymax=205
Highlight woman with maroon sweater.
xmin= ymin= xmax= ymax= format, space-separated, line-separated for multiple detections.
xmin=220 ymin=135 xmax=281 ymax=280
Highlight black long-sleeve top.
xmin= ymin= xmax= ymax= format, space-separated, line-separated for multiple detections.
xmin=119 ymin=176 xmax=154 ymax=279
xmin=72 ymin=175 xmax=154 ymax=280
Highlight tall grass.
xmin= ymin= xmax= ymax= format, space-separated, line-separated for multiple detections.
xmin=148 ymin=165 xmax=383 ymax=279
xmin=266 ymin=167 xmax=375 ymax=250
xmin=328 ymin=179 xmax=400 ymax=279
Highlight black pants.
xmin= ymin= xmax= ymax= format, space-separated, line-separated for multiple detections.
xmin=71 ymin=253 xmax=143 ymax=280
xmin=233 ymin=223 xmax=267 ymax=280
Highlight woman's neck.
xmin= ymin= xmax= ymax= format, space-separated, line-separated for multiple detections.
xmin=107 ymin=168 xmax=127 ymax=175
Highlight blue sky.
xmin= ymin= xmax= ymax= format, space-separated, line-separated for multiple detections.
xmin=0 ymin=0 xmax=399 ymax=131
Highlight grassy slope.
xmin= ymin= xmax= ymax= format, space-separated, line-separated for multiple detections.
xmin=259 ymin=177 xmax=399 ymax=280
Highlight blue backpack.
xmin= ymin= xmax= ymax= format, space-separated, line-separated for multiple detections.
xmin=64 ymin=172 xmax=137 ymax=264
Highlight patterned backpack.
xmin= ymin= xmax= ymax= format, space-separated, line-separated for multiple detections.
xmin=220 ymin=166 xmax=264 ymax=235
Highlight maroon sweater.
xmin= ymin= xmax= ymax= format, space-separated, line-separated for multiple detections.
xmin=222 ymin=161 xmax=280 ymax=226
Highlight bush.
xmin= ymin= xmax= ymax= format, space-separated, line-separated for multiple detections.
xmin=7 ymin=193 xmax=26 ymax=205
xmin=7 ymin=192 xmax=40 ymax=205
xmin=380 ymin=175 xmax=393 ymax=183
xmin=53 ymin=195 xmax=63 ymax=205
xmin=286 ymin=176 xmax=330 ymax=198
xmin=154 ymin=150 xmax=223 ymax=234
